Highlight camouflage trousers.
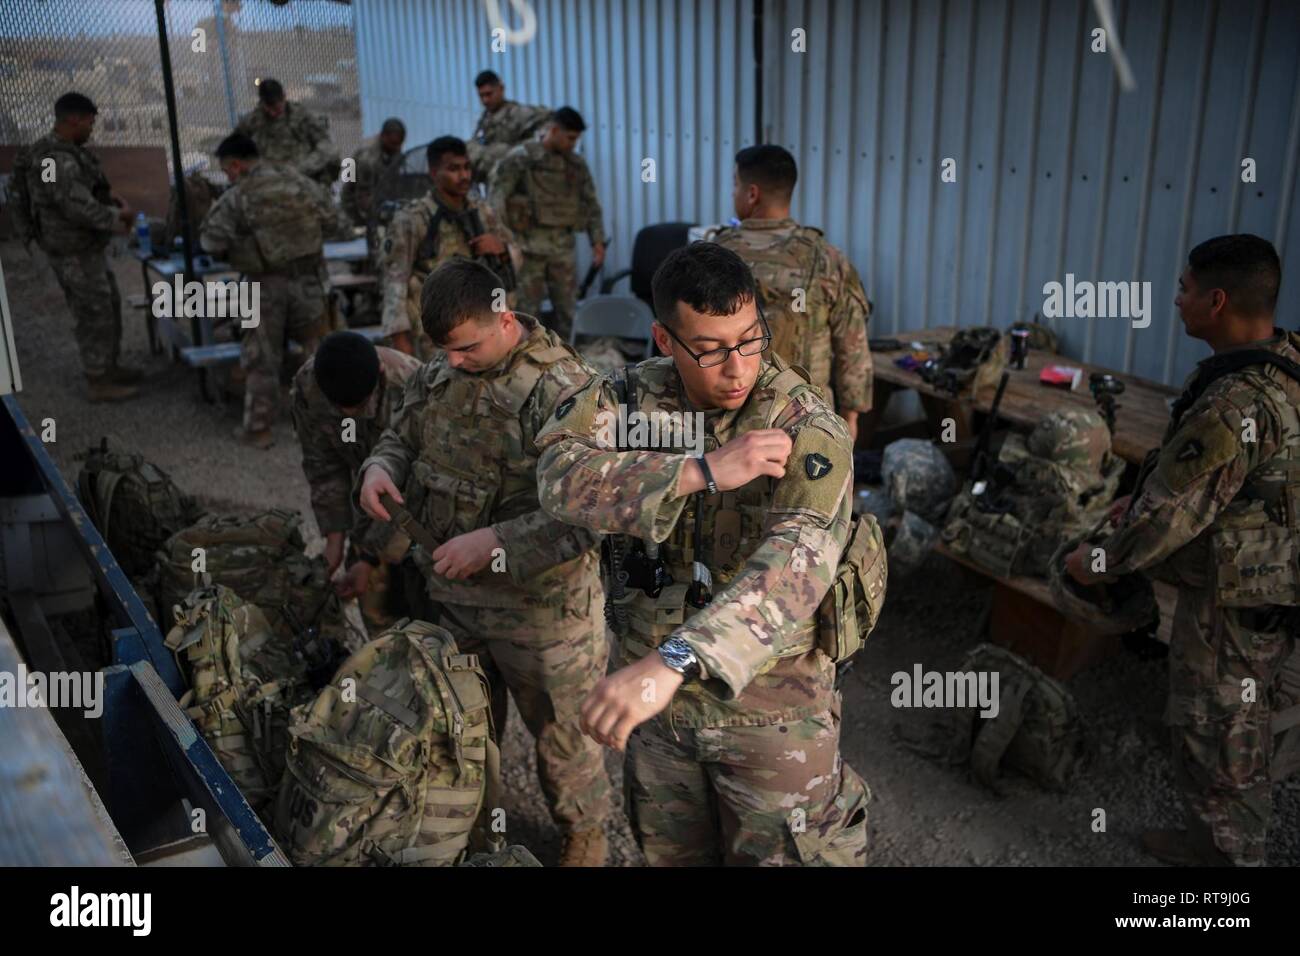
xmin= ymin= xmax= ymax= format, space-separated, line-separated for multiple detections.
xmin=624 ymin=694 xmax=871 ymax=866
xmin=424 ymin=586 xmax=612 ymax=833
xmin=516 ymin=235 xmax=578 ymax=340
xmin=242 ymin=272 xmax=326 ymax=432
xmin=45 ymin=248 xmax=122 ymax=378
xmin=1166 ymin=587 xmax=1297 ymax=865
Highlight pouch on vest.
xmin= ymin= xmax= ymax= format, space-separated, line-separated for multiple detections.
xmin=1213 ymin=524 xmax=1300 ymax=607
xmin=815 ymin=512 xmax=887 ymax=663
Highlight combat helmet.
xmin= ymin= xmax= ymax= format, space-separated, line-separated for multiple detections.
xmin=1027 ymin=408 xmax=1112 ymax=474
xmin=1048 ymin=523 xmax=1158 ymax=635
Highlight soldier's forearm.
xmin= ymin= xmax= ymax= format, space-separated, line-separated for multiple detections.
xmin=490 ymin=510 xmax=599 ymax=583
xmin=538 ymin=440 xmax=691 ymax=541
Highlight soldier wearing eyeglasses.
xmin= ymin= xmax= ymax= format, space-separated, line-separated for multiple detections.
xmin=534 ymin=242 xmax=871 ymax=866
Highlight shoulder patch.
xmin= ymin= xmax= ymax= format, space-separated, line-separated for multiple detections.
xmin=1156 ymin=411 xmax=1241 ymax=493
xmin=771 ymin=419 xmax=851 ymax=524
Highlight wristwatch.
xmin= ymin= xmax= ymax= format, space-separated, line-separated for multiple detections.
xmin=657 ymin=636 xmax=701 ymax=679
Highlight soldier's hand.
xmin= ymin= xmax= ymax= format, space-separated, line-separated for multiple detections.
xmin=323 ymin=531 xmax=346 ymax=577
xmin=469 ymin=234 xmax=506 ymax=257
xmin=580 ymin=653 xmax=683 ymax=752
xmin=685 ymin=429 xmax=792 ymax=494
xmin=431 ymin=527 xmax=501 ymax=580
xmin=1107 ymin=494 xmax=1132 ymax=524
xmin=334 ymin=561 xmax=372 ymax=599
xmin=1064 ymin=542 xmax=1097 ymax=586
xmin=591 ymin=242 xmax=606 ymax=269
xmin=359 ymin=465 xmax=402 ymax=521
xmin=389 ymin=331 xmax=415 ymax=356
xmin=117 ymin=205 xmax=134 ymax=227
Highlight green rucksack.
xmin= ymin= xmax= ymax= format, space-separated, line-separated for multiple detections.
xmin=898 ymin=643 xmax=1087 ymax=793
xmin=164 ymin=585 xmax=313 ymax=817
xmin=153 ymin=509 xmax=351 ymax=647
xmin=76 ymin=438 xmax=205 ymax=579
xmin=273 ymin=618 xmax=501 ymax=867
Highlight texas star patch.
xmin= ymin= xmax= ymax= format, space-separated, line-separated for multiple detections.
xmin=1176 ymin=438 xmax=1204 ymax=462
xmin=805 ymin=452 xmax=833 ymax=480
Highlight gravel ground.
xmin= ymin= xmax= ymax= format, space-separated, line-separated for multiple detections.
xmin=6 ymin=237 xmax=1297 ymax=866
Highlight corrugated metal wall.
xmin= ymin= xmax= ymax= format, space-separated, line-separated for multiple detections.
xmin=354 ymin=0 xmax=1300 ymax=386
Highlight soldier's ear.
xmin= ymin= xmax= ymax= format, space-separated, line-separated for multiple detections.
xmin=651 ymin=322 xmax=673 ymax=358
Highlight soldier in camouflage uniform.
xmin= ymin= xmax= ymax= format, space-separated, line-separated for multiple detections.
xmin=1066 ymin=235 xmax=1300 ymax=866
xmin=200 ymin=133 xmax=350 ymax=449
xmin=467 ymin=69 xmax=550 ymax=187
xmin=358 ymin=258 xmax=612 ymax=866
xmin=290 ymin=331 xmax=422 ymax=631
xmin=490 ymin=107 xmax=607 ymax=341
xmin=11 ymin=92 xmax=139 ymax=402
xmin=536 ymin=243 xmax=871 ymax=866
xmin=380 ymin=136 xmax=520 ymax=360
xmin=715 ymin=145 xmax=872 ymax=440
xmin=235 ymin=78 xmax=341 ymax=187
xmin=340 ymin=118 xmax=406 ymax=227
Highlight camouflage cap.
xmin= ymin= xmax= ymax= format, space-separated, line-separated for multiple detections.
xmin=1027 ymin=408 xmax=1111 ymax=472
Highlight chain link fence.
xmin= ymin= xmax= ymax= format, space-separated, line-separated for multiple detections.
xmin=0 ymin=0 xmax=360 ymax=176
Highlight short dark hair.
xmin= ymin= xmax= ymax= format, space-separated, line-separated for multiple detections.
xmin=312 ymin=332 xmax=380 ymax=408
xmin=426 ymin=135 xmax=468 ymax=169
xmin=257 ymin=78 xmax=285 ymax=104
xmin=651 ymin=242 xmax=758 ymax=328
xmin=380 ymin=117 xmax=406 ymax=136
xmin=475 ymin=70 xmax=501 ymax=87
xmin=1187 ymin=234 xmax=1281 ymax=316
xmin=735 ymin=144 xmax=798 ymax=200
xmin=420 ymin=258 xmax=506 ymax=344
xmin=54 ymin=92 xmax=97 ymax=121
xmin=215 ymin=132 xmax=259 ymax=161
xmin=551 ymin=106 xmax=586 ymax=133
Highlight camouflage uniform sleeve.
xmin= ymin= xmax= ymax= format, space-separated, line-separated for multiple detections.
xmin=479 ymin=200 xmax=522 ymax=273
xmin=50 ymin=152 xmax=117 ymax=234
xmin=676 ymin=409 xmax=853 ymax=699
xmin=578 ymin=159 xmax=607 ymax=247
xmin=489 ymin=358 xmax=603 ymax=584
xmin=827 ymin=252 xmax=873 ymax=413
xmin=296 ymin=109 xmax=341 ymax=182
xmin=304 ymin=173 xmax=351 ymax=240
xmin=1097 ymin=387 xmax=1283 ymax=576
xmin=198 ymin=189 xmax=241 ymax=256
xmin=536 ymin=375 xmax=693 ymax=542
xmin=489 ymin=149 xmax=526 ymax=224
xmin=289 ymin=370 xmax=355 ymax=535
xmin=379 ymin=209 xmax=419 ymax=336
xmin=358 ymin=370 xmax=426 ymax=493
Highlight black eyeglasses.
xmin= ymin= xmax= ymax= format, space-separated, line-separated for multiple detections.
xmin=658 ymin=305 xmax=772 ymax=368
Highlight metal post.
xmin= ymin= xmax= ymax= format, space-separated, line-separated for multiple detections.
xmin=153 ymin=0 xmax=197 ymax=341
xmin=212 ymin=0 xmax=238 ymax=129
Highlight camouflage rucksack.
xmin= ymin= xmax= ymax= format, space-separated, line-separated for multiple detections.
xmin=459 ymin=845 xmax=543 ymax=867
xmin=232 ymin=163 xmax=325 ymax=272
xmin=164 ymin=586 xmax=312 ymax=816
xmin=898 ymin=643 xmax=1087 ymax=793
xmin=77 ymin=438 xmax=205 ymax=579
xmin=273 ymin=619 xmax=500 ymax=867
xmin=154 ymin=509 xmax=349 ymax=646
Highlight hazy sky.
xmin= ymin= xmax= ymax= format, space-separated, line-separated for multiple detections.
xmin=0 ymin=0 xmax=352 ymax=39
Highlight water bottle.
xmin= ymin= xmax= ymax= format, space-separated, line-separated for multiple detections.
xmin=134 ymin=212 xmax=151 ymax=257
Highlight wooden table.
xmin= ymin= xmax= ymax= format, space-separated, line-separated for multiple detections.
xmin=868 ymin=326 xmax=1179 ymax=465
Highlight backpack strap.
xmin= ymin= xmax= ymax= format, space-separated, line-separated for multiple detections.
xmin=1169 ymin=343 xmax=1300 ymax=430
xmin=968 ymin=674 xmax=1033 ymax=793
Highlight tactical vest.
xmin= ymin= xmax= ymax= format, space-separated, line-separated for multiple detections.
xmin=942 ymin=434 xmax=1123 ymax=579
xmin=405 ymin=328 xmax=581 ymax=607
xmin=17 ymin=136 xmax=113 ymax=253
xmin=228 ymin=163 xmax=324 ymax=274
xmin=506 ymin=143 xmax=583 ymax=231
xmin=1188 ymin=336 xmax=1300 ymax=607
xmin=719 ymin=224 xmax=826 ymax=380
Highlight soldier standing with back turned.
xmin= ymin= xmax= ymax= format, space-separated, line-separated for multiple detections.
xmin=1066 ymin=234 xmax=1300 ymax=867
xmin=490 ymin=107 xmax=606 ymax=341
xmin=536 ymin=243 xmax=878 ymax=866
xmin=11 ymin=92 xmax=139 ymax=402
xmin=714 ymin=145 xmax=873 ymax=441
xmin=200 ymin=133 xmax=350 ymax=449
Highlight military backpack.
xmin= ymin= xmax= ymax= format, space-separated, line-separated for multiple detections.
xmin=273 ymin=619 xmax=501 ymax=867
xmin=164 ymin=586 xmax=312 ymax=817
xmin=77 ymin=438 xmax=205 ymax=580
